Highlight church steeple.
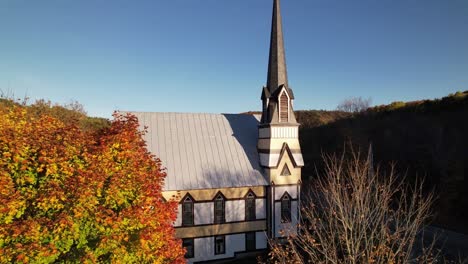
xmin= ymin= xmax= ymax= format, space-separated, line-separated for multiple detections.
xmin=267 ymin=0 xmax=288 ymax=93
xmin=257 ymin=1 xmax=303 ymax=239
xmin=261 ymin=0 xmax=297 ymax=125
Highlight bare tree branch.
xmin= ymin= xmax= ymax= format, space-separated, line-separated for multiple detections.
xmin=267 ymin=147 xmax=440 ymax=263
xmin=337 ymin=97 xmax=372 ymax=113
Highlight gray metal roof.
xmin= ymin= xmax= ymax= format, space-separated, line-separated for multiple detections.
xmin=125 ymin=112 xmax=268 ymax=191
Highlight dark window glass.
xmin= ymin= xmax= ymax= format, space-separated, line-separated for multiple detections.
xmin=245 ymin=193 xmax=256 ymax=221
xmin=214 ymin=194 xmax=225 ymax=224
xmin=214 ymin=236 xmax=225 ymax=255
xmin=182 ymin=196 xmax=194 ymax=226
xmin=183 ymin=238 xmax=194 ymax=258
xmin=246 ymin=232 xmax=256 ymax=251
xmin=281 ymin=193 xmax=291 ymax=223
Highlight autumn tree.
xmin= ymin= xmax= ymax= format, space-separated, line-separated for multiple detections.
xmin=0 ymin=105 xmax=185 ymax=263
xmin=268 ymin=148 xmax=438 ymax=263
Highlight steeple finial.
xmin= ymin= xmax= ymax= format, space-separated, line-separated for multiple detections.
xmin=266 ymin=0 xmax=288 ymax=93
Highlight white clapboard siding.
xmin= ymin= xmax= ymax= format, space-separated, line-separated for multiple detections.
xmin=225 ymin=200 xmax=245 ymax=222
xmin=274 ymin=200 xmax=298 ymax=237
xmin=188 ymin=234 xmax=245 ymax=263
xmin=256 ymin=199 xmax=266 ymax=219
xmin=194 ymin=202 xmax=214 ymax=225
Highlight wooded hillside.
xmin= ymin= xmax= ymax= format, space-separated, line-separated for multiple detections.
xmin=0 ymin=98 xmax=110 ymax=132
xmin=297 ymin=91 xmax=468 ymax=233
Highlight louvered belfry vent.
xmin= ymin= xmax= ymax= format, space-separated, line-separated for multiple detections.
xmin=280 ymin=92 xmax=288 ymax=122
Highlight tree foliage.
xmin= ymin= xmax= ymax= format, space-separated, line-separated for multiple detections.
xmin=0 ymin=97 xmax=110 ymax=132
xmin=0 ymin=106 xmax=185 ymax=263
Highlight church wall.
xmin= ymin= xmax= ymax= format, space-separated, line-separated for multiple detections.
xmin=186 ymin=232 xmax=268 ymax=263
xmin=175 ymin=204 xmax=182 ymax=226
xmin=256 ymin=199 xmax=266 ymax=219
xmin=274 ymin=200 xmax=298 ymax=237
xmin=173 ymin=197 xmax=266 ymax=228
xmin=175 ymin=220 xmax=267 ymax=238
xmin=225 ymin=200 xmax=245 ymax=222
xmin=188 ymin=234 xmax=245 ymax=263
xmin=162 ymin=186 xmax=265 ymax=202
xmin=271 ymin=185 xmax=299 ymax=238
xmin=274 ymin=185 xmax=298 ymax=200
xmin=259 ymin=153 xmax=281 ymax=168
xmin=257 ymin=138 xmax=301 ymax=150
xmin=256 ymin=231 xmax=268 ymax=249
xmin=173 ymin=193 xmax=268 ymax=238
xmin=194 ymin=203 xmax=214 ymax=225
xmin=259 ymin=151 xmax=303 ymax=171
xmin=268 ymin=151 xmax=301 ymax=185
xmin=259 ymin=126 xmax=298 ymax=139
xmin=169 ymin=186 xmax=268 ymax=231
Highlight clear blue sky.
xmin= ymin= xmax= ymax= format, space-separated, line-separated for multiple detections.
xmin=1 ymin=0 xmax=467 ymax=118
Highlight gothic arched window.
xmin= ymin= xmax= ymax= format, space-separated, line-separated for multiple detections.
xmin=182 ymin=195 xmax=194 ymax=226
xmin=214 ymin=193 xmax=225 ymax=224
xmin=245 ymin=191 xmax=256 ymax=221
xmin=281 ymin=192 xmax=291 ymax=223
xmin=279 ymin=91 xmax=289 ymax=122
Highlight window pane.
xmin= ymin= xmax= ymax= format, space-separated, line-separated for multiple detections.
xmin=182 ymin=212 xmax=193 ymax=226
xmin=245 ymin=197 xmax=255 ymax=221
xmin=281 ymin=195 xmax=291 ymax=223
xmin=183 ymin=202 xmax=192 ymax=212
xmin=246 ymin=232 xmax=256 ymax=251
xmin=182 ymin=199 xmax=193 ymax=226
xmin=183 ymin=238 xmax=194 ymax=258
xmin=215 ymin=200 xmax=222 ymax=210
xmin=214 ymin=197 xmax=224 ymax=224
xmin=215 ymin=236 xmax=225 ymax=255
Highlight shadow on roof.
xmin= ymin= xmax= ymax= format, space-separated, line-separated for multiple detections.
xmin=223 ymin=113 xmax=266 ymax=182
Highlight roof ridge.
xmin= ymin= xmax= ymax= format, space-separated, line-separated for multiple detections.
xmin=120 ymin=111 xmax=258 ymax=115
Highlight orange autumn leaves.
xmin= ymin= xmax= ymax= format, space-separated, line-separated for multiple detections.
xmin=0 ymin=106 xmax=185 ymax=263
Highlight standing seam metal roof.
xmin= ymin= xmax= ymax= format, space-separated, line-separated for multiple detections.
xmin=125 ymin=112 xmax=268 ymax=191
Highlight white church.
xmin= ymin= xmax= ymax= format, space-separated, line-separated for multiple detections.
xmin=129 ymin=0 xmax=303 ymax=262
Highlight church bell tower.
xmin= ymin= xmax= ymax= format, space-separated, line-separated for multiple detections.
xmin=258 ymin=0 xmax=304 ymax=238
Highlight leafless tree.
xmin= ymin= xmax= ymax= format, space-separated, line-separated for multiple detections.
xmin=268 ymin=148 xmax=440 ymax=264
xmin=64 ymin=100 xmax=87 ymax=115
xmin=0 ymin=88 xmax=29 ymax=105
xmin=337 ymin=97 xmax=372 ymax=113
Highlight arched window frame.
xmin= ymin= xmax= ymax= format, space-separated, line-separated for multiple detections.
xmin=280 ymin=192 xmax=292 ymax=223
xmin=245 ymin=190 xmax=256 ymax=221
xmin=213 ymin=192 xmax=225 ymax=224
xmin=278 ymin=89 xmax=290 ymax=123
xmin=181 ymin=194 xmax=194 ymax=227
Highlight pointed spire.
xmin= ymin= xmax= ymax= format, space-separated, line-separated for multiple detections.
xmin=266 ymin=0 xmax=288 ymax=93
